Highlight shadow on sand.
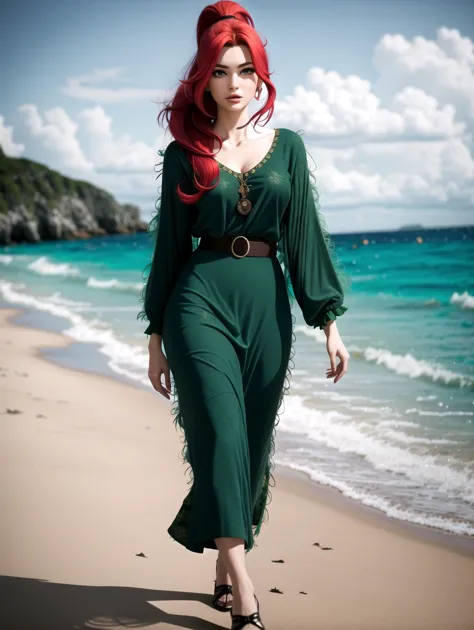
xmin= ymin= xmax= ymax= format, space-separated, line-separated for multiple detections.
xmin=0 ymin=575 xmax=227 ymax=630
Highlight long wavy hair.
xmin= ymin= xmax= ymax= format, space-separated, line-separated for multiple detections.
xmin=158 ymin=0 xmax=276 ymax=204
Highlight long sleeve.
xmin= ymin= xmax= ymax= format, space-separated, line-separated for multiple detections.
xmin=281 ymin=132 xmax=349 ymax=330
xmin=140 ymin=142 xmax=194 ymax=336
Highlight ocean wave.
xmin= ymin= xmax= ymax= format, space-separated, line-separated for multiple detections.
xmin=294 ymin=325 xmax=325 ymax=341
xmin=450 ymin=291 xmax=474 ymax=310
xmin=86 ymin=277 xmax=142 ymax=292
xmin=405 ymin=409 xmax=474 ymax=417
xmin=0 ymin=254 xmax=31 ymax=265
xmin=295 ymin=324 xmax=473 ymax=389
xmin=27 ymin=256 xmax=81 ymax=277
xmin=0 ymin=281 xmax=150 ymax=387
xmin=2 ymin=252 xmax=143 ymax=296
xmin=274 ymin=457 xmax=474 ymax=536
xmin=278 ymin=395 xmax=474 ymax=506
xmin=45 ymin=292 xmax=92 ymax=308
xmin=363 ymin=346 xmax=473 ymax=389
xmin=381 ymin=428 xmax=459 ymax=446
xmin=378 ymin=419 xmax=422 ymax=429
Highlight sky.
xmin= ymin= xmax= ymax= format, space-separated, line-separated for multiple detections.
xmin=1 ymin=0 xmax=473 ymax=234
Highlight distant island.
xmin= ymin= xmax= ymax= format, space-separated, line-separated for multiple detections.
xmin=0 ymin=145 xmax=147 ymax=246
xmin=398 ymin=224 xmax=425 ymax=231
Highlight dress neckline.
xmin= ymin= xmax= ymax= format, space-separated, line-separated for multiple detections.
xmin=214 ymin=128 xmax=281 ymax=178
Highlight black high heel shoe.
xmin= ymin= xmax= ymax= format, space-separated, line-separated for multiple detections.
xmin=211 ymin=557 xmax=233 ymax=613
xmin=231 ymin=594 xmax=265 ymax=630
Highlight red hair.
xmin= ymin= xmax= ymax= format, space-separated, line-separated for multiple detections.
xmin=157 ymin=0 xmax=277 ymax=204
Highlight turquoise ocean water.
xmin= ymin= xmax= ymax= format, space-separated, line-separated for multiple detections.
xmin=1 ymin=225 xmax=473 ymax=536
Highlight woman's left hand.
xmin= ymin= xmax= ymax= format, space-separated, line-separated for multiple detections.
xmin=325 ymin=328 xmax=350 ymax=384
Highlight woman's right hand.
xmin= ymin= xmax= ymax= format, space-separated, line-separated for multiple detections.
xmin=148 ymin=334 xmax=172 ymax=399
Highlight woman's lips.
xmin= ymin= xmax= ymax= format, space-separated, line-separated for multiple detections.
xmin=227 ymin=96 xmax=242 ymax=100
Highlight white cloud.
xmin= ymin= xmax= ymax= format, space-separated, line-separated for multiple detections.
xmin=13 ymin=28 xmax=474 ymax=230
xmin=273 ymin=27 xmax=474 ymax=220
xmin=274 ymin=67 xmax=464 ymax=140
xmin=0 ymin=115 xmax=25 ymax=156
xmin=60 ymin=67 xmax=169 ymax=103
xmin=310 ymin=137 xmax=474 ymax=207
xmin=374 ymin=27 xmax=474 ymax=121
xmin=16 ymin=103 xmax=164 ymax=211
xmin=19 ymin=104 xmax=94 ymax=172
xmin=77 ymin=105 xmax=157 ymax=170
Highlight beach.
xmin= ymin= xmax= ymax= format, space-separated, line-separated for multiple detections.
xmin=1 ymin=306 xmax=474 ymax=630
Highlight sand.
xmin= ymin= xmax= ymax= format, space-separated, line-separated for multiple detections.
xmin=1 ymin=306 xmax=473 ymax=630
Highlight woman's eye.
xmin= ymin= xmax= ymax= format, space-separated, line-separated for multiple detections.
xmin=212 ymin=68 xmax=255 ymax=77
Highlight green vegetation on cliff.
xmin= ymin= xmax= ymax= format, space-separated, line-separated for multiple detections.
xmin=0 ymin=144 xmax=116 ymax=214
xmin=0 ymin=145 xmax=146 ymax=245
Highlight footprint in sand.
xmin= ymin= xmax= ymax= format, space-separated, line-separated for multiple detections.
xmin=313 ymin=542 xmax=333 ymax=550
xmin=5 ymin=408 xmax=22 ymax=415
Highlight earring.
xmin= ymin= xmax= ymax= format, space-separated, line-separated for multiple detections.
xmin=255 ymin=86 xmax=262 ymax=100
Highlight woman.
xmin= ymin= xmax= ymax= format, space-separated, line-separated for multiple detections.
xmin=138 ymin=2 xmax=351 ymax=628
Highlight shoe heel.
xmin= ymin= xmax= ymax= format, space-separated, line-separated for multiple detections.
xmin=230 ymin=594 xmax=265 ymax=630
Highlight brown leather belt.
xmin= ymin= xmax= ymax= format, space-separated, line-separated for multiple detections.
xmin=199 ymin=235 xmax=277 ymax=259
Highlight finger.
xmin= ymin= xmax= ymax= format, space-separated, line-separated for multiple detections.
xmin=329 ymin=370 xmax=343 ymax=381
xmin=149 ymin=366 xmax=170 ymax=394
xmin=334 ymin=361 xmax=348 ymax=383
xmin=164 ymin=368 xmax=171 ymax=393
xmin=149 ymin=372 xmax=170 ymax=399
xmin=155 ymin=382 xmax=170 ymax=399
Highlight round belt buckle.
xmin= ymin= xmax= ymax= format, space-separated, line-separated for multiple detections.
xmin=231 ymin=235 xmax=250 ymax=258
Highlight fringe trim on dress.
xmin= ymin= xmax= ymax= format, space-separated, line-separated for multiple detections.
xmin=137 ymin=147 xmax=200 ymax=328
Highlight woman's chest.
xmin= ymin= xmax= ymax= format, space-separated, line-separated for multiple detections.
xmin=212 ymin=128 xmax=278 ymax=175
xmin=193 ymin=164 xmax=292 ymax=231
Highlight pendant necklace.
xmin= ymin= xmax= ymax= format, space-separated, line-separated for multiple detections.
xmin=212 ymin=122 xmax=252 ymax=216
xmin=236 ymin=173 xmax=252 ymax=216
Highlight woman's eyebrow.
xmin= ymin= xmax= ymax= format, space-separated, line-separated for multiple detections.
xmin=214 ymin=61 xmax=253 ymax=69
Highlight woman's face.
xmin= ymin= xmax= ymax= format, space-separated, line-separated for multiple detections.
xmin=207 ymin=44 xmax=261 ymax=114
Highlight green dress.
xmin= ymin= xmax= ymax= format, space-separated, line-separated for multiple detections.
xmin=139 ymin=127 xmax=349 ymax=554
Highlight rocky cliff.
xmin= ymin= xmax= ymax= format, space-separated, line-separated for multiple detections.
xmin=0 ymin=145 xmax=148 ymax=246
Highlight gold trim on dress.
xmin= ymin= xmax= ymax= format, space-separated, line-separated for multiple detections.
xmin=215 ymin=129 xmax=281 ymax=216
xmin=215 ymin=128 xmax=281 ymax=178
